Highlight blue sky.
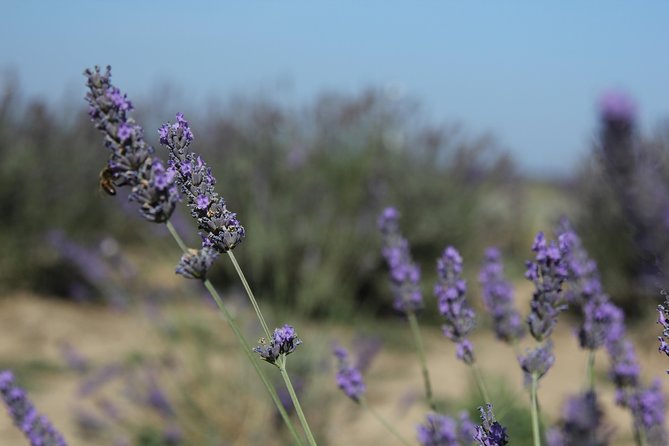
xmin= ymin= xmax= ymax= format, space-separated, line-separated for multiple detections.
xmin=3 ymin=2 xmax=669 ymax=176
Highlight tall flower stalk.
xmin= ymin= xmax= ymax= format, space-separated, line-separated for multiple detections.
xmin=159 ymin=113 xmax=317 ymax=446
xmin=84 ymin=66 xmax=305 ymax=446
xmin=378 ymin=207 xmax=436 ymax=411
xmin=435 ymin=246 xmax=490 ymax=405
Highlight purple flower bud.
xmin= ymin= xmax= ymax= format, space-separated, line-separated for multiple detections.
xmin=254 ymin=324 xmax=302 ymax=364
xmin=547 ymin=391 xmax=611 ymax=446
xmin=175 ymin=247 xmax=219 ymax=280
xmin=519 ymin=340 xmax=555 ymax=382
xmin=417 ymin=413 xmax=459 ymax=446
xmin=599 ymin=91 xmax=636 ymax=125
xmin=628 ymin=380 xmax=668 ymax=445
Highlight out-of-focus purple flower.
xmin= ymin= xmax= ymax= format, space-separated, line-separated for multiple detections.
xmin=175 ymin=247 xmax=219 ymax=280
xmin=556 ymin=220 xmax=602 ymax=306
xmin=378 ymin=207 xmax=423 ymax=313
xmin=84 ymin=66 xmax=178 ymax=223
xmin=607 ymin=339 xmax=640 ymax=394
xmin=478 ymin=247 xmax=525 ymax=344
xmin=436 ymin=246 xmax=476 ymax=364
xmin=254 ymin=324 xmax=302 ymax=365
xmin=628 ymin=380 xmax=668 ymax=446
xmin=333 ymin=346 xmax=365 ymax=402
xmin=657 ymin=290 xmax=669 ymax=372
xmin=0 ymin=370 xmax=68 ymax=446
xmin=160 ymin=113 xmax=245 ymax=253
xmin=599 ymin=91 xmax=636 ymax=126
xmin=474 ymin=404 xmax=508 ymax=446
xmin=547 ymin=391 xmax=611 ymax=446
xmin=59 ymin=342 xmax=89 ymax=374
xmin=578 ymin=299 xmax=624 ymax=351
xmin=525 ymin=232 xmax=569 ymax=342
xmin=145 ymin=375 xmax=175 ymax=419
xmin=458 ymin=411 xmax=477 ymax=444
xmin=519 ymin=341 xmax=555 ymax=383
xmin=163 ymin=425 xmax=183 ymax=445
xmin=417 ymin=413 xmax=459 ymax=446
xmin=78 ymin=364 xmax=123 ymax=397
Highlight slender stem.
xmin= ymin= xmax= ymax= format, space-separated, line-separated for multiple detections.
xmin=530 ymin=373 xmax=542 ymax=446
xmin=165 ymin=222 xmax=304 ymax=446
xmin=633 ymin=425 xmax=647 ymax=446
xmin=227 ymin=251 xmax=272 ymax=340
xmin=586 ymin=350 xmax=596 ymax=391
xmin=470 ymin=362 xmax=491 ymax=404
xmin=360 ymin=398 xmax=412 ymax=446
xmin=406 ymin=311 xmax=436 ymax=411
xmin=278 ymin=357 xmax=318 ymax=446
xmin=165 ymin=220 xmax=189 ymax=252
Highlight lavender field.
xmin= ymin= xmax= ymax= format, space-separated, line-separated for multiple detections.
xmin=3 ymin=4 xmax=669 ymax=446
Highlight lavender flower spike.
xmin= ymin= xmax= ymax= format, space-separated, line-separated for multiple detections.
xmin=519 ymin=340 xmax=555 ymax=383
xmin=546 ymin=391 xmax=611 ymax=446
xmin=160 ymin=113 xmax=245 ymax=253
xmin=84 ymin=66 xmax=178 ymax=223
xmin=525 ymin=232 xmax=569 ymax=342
xmin=175 ymin=247 xmax=219 ymax=280
xmin=628 ymin=380 xmax=668 ymax=446
xmin=474 ymin=404 xmax=509 ymax=446
xmin=333 ymin=346 xmax=365 ymax=402
xmin=479 ymin=247 xmax=525 ymax=344
xmin=435 ymin=246 xmax=476 ymax=364
xmin=657 ymin=290 xmax=669 ymax=372
xmin=0 ymin=370 xmax=68 ymax=446
xmin=378 ymin=207 xmax=423 ymax=313
xmin=254 ymin=324 xmax=302 ymax=365
xmin=417 ymin=413 xmax=459 ymax=446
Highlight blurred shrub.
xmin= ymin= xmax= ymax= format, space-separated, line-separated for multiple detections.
xmin=0 ymin=79 xmax=527 ymax=318
xmin=568 ymin=106 xmax=669 ymax=314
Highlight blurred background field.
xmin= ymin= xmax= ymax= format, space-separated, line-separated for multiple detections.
xmin=3 ymin=2 xmax=669 ymax=445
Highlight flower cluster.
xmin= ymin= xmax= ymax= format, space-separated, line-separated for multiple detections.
xmin=84 ymin=66 xmax=178 ymax=223
xmin=160 ymin=113 xmax=245 ymax=253
xmin=478 ymin=247 xmax=524 ymax=344
xmin=175 ymin=247 xmax=219 ymax=280
xmin=546 ymin=391 xmax=611 ymax=446
xmin=436 ymin=246 xmax=476 ymax=364
xmin=253 ymin=325 xmax=302 ymax=365
xmin=525 ymin=232 xmax=569 ymax=342
xmin=417 ymin=412 xmax=476 ymax=446
xmin=333 ymin=346 xmax=366 ymax=402
xmin=0 ymin=370 xmax=68 ymax=446
xmin=657 ymin=290 xmax=669 ymax=372
xmin=378 ymin=207 xmax=423 ymax=313
xmin=474 ymin=404 xmax=508 ymax=446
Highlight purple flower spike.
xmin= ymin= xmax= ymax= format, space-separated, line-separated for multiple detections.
xmin=474 ymin=404 xmax=509 ymax=446
xmin=378 ymin=207 xmax=423 ymax=314
xmin=526 ymin=232 xmax=569 ymax=342
xmin=333 ymin=346 xmax=365 ymax=402
xmin=479 ymin=247 xmax=525 ymax=344
xmin=657 ymin=290 xmax=669 ymax=372
xmin=547 ymin=391 xmax=611 ymax=446
xmin=84 ymin=66 xmax=178 ymax=223
xmin=175 ymin=247 xmax=219 ymax=280
xmin=628 ymin=380 xmax=668 ymax=446
xmin=436 ymin=246 xmax=476 ymax=364
xmin=0 ymin=370 xmax=68 ymax=446
xmin=254 ymin=324 xmax=302 ymax=365
xmin=417 ymin=413 xmax=459 ymax=446
xmin=160 ymin=113 xmax=245 ymax=253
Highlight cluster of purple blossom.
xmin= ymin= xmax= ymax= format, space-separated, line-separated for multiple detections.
xmin=254 ymin=324 xmax=303 ymax=365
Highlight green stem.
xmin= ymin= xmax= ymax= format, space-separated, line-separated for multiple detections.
xmin=227 ymin=251 xmax=272 ymax=340
xmin=586 ymin=350 xmax=596 ymax=391
xmin=278 ymin=357 xmax=319 ymax=446
xmin=165 ymin=222 xmax=304 ymax=446
xmin=360 ymin=398 xmax=412 ymax=446
xmin=406 ymin=311 xmax=436 ymax=411
xmin=530 ymin=372 xmax=542 ymax=446
xmin=470 ymin=362 xmax=491 ymax=404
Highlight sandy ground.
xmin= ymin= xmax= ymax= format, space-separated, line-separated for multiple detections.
xmin=0 ymin=292 xmax=666 ymax=445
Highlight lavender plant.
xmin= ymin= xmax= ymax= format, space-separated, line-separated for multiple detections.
xmin=0 ymin=370 xmax=67 ymax=446
xmin=474 ymin=404 xmax=508 ymax=446
xmin=84 ymin=66 xmax=312 ymax=445
xmin=546 ymin=391 xmax=611 ymax=446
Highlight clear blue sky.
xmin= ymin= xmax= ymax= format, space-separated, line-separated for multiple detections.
xmin=3 ymin=1 xmax=669 ymax=176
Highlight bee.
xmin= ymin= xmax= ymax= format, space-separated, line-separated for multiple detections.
xmin=99 ymin=166 xmax=117 ymax=196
